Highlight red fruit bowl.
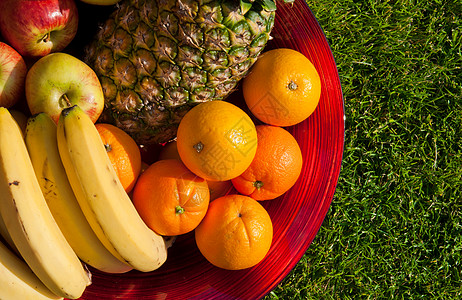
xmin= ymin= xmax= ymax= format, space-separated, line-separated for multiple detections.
xmin=76 ymin=0 xmax=344 ymax=299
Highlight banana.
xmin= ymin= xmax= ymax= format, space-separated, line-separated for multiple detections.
xmin=0 ymin=209 xmax=19 ymax=255
xmin=0 ymin=239 xmax=62 ymax=300
xmin=57 ymin=105 xmax=169 ymax=272
xmin=0 ymin=108 xmax=91 ymax=299
xmin=24 ymin=112 xmax=133 ymax=274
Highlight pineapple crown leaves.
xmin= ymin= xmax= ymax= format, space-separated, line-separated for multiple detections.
xmin=240 ymin=0 xmax=295 ymax=14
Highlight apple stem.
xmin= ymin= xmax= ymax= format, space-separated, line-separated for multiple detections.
xmin=59 ymin=94 xmax=72 ymax=108
xmin=41 ymin=32 xmax=50 ymax=43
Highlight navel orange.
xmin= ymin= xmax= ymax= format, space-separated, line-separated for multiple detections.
xmin=132 ymin=159 xmax=209 ymax=236
xmin=195 ymin=194 xmax=273 ymax=270
xmin=243 ymin=48 xmax=321 ymax=126
xmin=176 ymin=101 xmax=258 ymax=182
xmin=232 ymin=125 xmax=303 ymax=200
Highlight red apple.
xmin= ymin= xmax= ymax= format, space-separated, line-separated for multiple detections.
xmin=25 ymin=53 xmax=104 ymax=124
xmin=0 ymin=42 xmax=27 ymax=108
xmin=0 ymin=0 xmax=78 ymax=57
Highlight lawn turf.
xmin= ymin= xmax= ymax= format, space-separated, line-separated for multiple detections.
xmin=267 ymin=0 xmax=462 ymax=298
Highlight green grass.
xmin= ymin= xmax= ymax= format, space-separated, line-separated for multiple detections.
xmin=267 ymin=0 xmax=462 ymax=298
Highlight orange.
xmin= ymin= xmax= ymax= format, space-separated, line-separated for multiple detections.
xmin=195 ymin=194 xmax=273 ymax=270
xmin=176 ymin=101 xmax=258 ymax=182
xmin=242 ymin=48 xmax=321 ymax=126
xmin=132 ymin=159 xmax=209 ymax=236
xmin=232 ymin=125 xmax=303 ymax=200
xmin=95 ymin=123 xmax=141 ymax=193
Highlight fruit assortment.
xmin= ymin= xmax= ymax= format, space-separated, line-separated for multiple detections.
xmin=0 ymin=0 xmax=322 ymax=299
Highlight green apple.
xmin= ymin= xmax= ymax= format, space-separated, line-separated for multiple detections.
xmin=79 ymin=0 xmax=122 ymax=5
xmin=25 ymin=52 xmax=104 ymax=124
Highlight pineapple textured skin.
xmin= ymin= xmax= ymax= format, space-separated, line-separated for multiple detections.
xmin=85 ymin=0 xmax=276 ymax=145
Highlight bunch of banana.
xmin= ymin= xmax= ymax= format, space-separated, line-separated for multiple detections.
xmin=0 ymin=212 xmax=18 ymax=254
xmin=24 ymin=112 xmax=133 ymax=274
xmin=56 ymin=105 xmax=169 ymax=272
xmin=0 ymin=239 xmax=62 ymax=300
xmin=0 ymin=108 xmax=91 ymax=299
xmin=0 ymin=105 xmax=171 ymax=298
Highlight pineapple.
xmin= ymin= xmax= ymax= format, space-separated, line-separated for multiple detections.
xmin=85 ymin=0 xmax=293 ymax=145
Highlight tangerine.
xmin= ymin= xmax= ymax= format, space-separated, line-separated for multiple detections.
xmin=232 ymin=125 xmax=303 ymax=200
xmin=176 ymin=101 xmax=258 ymax=181
xmin=95 ymin=123 xmax=141 ymax=193
xmin=195 ymin=194 xmax=273 ymax=270
xmin=132 ymin=159 xmax=209 ymax=236
xmin=243 ymin=48 xmax=321 ymax=126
